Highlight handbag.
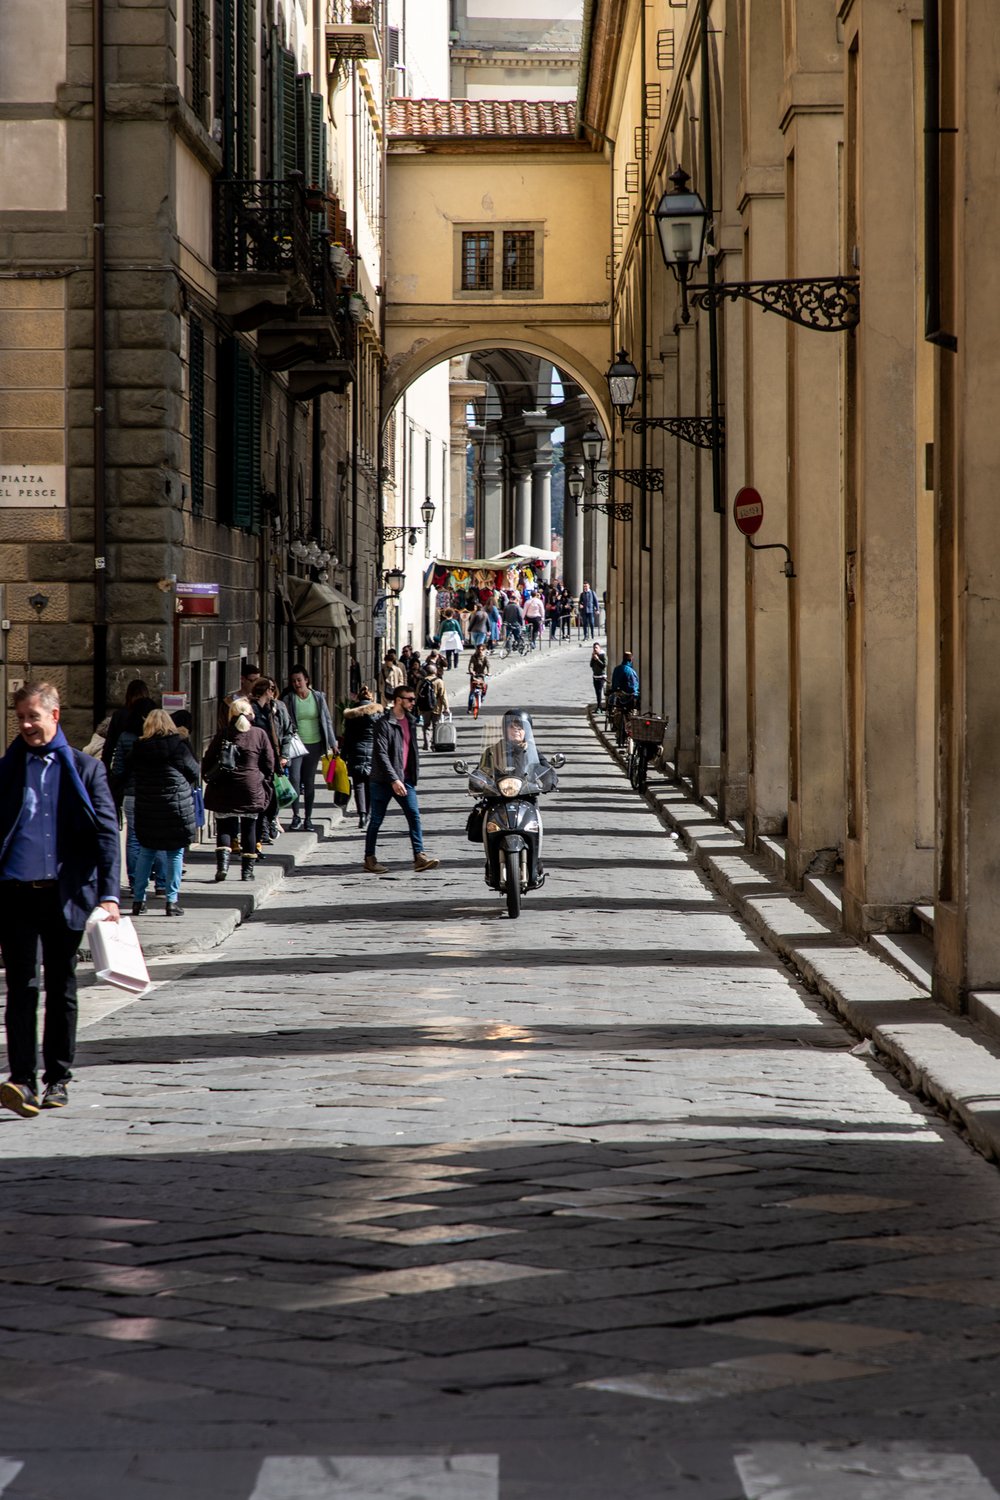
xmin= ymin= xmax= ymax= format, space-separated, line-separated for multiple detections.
xmin=330 ymin=755 xmax=351 ymax=807
xmin=287 ymin=732 xmax=308 ymax=760
xmin=273 ymin=771 xmax=296 ymax=808
xmin=466 ymin=801 xmax=485 ymax=843
xmin=191 ymin=787 xmax=206 ymax=828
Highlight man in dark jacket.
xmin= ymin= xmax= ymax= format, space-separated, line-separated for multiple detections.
xmin=0 ymin=682 xmax=121 ymax=1117
xmin=363 ymin=684 xmax=439 ymax=875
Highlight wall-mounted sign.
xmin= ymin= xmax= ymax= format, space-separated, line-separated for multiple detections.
xmin=0 ymin=467 xmax=66 ymax=508
xmin=176 ymin=582 xmax=219 ymax=617
xmin=162 ymin=692 xmax=188 ymax=712
xmin=733 ymin=486 xmax=764 ymax=537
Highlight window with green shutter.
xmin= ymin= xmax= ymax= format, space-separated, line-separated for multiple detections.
xmin=295 ymin=73 xmax=312 ymax=181
xmin=309 ymin=92 xmax=326 ymax=235
xmin=217 ymin=338 xmax=261 ymax=532
xmin=235 ymin=0 xmax=255 ymax=177
xmin=272 ymin=38 xmax=297 ymax=179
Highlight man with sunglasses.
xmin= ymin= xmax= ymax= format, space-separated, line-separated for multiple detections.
xmin=363 ymin=684 xmax=440 ymax=875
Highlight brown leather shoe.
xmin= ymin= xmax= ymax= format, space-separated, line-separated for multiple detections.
xmin=413 ymin=852 xmax=440 ymax=872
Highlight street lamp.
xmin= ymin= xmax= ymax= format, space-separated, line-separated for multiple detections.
xmin=567 ymin=467 xmax=585 ymax=506
xmin=581 ymin=425 xmax=604 ymax=470
xmin=654 ymin=162 xmax=860 ymax=332
xmin=420 ymin=496 xmax=435 ymax=528
xmin=653 ymin=166 xmax=711 ymax=326
xmin=606 ymin=350 xmax=639 ymax=429
xmin=383 ymin=566 xmax=405 ymax=597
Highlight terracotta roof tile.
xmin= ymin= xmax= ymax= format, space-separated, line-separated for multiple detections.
xmin=388 ymin=99 xmax=577 ymax=140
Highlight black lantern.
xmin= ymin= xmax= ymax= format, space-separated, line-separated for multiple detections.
xmin=566 ymin=468 xmax=585 ymax=505
xmin=606 ymin=350 xmax=639 ymax=427
xmin=420 ymin=496 xmax=435 ymax=527
xmin=581 ymin=424 xmax=604 ymax=469
xmin=653 ymin=166 xmax=710 ymax=323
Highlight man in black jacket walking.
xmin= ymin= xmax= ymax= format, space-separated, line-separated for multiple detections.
xmin=0 ymin=682 xmax=121 ymax=1117
xmin=363 ymin=685 xmax=439 ymax=875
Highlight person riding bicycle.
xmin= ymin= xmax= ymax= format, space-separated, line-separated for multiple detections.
xmin=610 ymin=651 xmax=640 ymax=708
xmin=502 ymin=595 xmax=525 ymax=647
xmin=467 ymin=645 xmax=490 ymax=714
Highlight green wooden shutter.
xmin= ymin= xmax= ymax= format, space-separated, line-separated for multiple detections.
xmin=235 ymin=0 xmax=255 ymax=177
xmin=309 ymin=92 xmax=326 ymax=236
xmin=233 ymin=344 xmax=261 ymax=532
xmin=295 ymin=72 xmax=312 ymax=180
xmin=189 ymin=316 xmax=205 ymax=517
xmin=274 ymin=43 xmax=296 ymax=179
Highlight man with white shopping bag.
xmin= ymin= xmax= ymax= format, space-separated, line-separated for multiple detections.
xmin=0 ymin=683 xmax=121 ymax=1118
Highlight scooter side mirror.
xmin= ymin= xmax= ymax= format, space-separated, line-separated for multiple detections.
xmin=550 ymin=753 xmax=567 ymax=769
xmin=453 ymin=759 xmax=470 ymax=775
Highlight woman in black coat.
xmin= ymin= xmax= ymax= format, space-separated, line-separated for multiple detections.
xmin=340 ymin=687 xmax=381 ymax=830
xmin=202 ymin=697 xmax=275 ymax=882
xmin=127 ymin=710 xmax=200 ymax=917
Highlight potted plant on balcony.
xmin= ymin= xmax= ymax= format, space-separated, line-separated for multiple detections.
xmin=352 ymin=3 xmax=375 ymax=22
xmin=329 ymin=242 xmax=353 ymax=279
xmin=347 ymin=291 xmax=371 ymax=323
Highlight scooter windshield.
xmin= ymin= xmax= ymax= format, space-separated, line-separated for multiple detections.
xmin=479 ymin=712 xmax=543 ymax=780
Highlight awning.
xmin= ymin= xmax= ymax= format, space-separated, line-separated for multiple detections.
xmin=288 ymin=578 xmax=359 ymax=648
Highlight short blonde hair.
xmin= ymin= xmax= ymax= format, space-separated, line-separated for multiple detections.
xmin=141 ymin=709 xmax=177 ymax=738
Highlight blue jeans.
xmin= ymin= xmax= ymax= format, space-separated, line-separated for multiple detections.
xmin=133 ymin=846 xmax=184 ymax=903
xmin=123 ymin=795 xmax=167 ymax=891
xmin=581 ymin=612 xmax=596 ymax=639
xmin=365 ymin=781 xmax=424 ymax=858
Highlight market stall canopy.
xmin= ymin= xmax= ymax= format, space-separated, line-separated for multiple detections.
xmin=288 ymin=578 xmax=359 ymax=647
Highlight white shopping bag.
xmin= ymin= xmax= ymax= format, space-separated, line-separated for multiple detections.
xmin=85 ymin=910 xmax=151 ymax=996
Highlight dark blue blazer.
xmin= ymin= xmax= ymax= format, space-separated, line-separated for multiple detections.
xmin=0 ymin=742 xmax=122 ymax=930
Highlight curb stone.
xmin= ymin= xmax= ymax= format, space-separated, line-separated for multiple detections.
xmin=589 ymin=706 xmax=1000 ymax=1166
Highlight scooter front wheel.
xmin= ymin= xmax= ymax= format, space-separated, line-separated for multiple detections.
xmin=504 ymin=848 xmax=521 ymax=918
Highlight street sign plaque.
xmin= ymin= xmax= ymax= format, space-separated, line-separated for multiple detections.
xmin=733 ymin=486 xmax=764 ymax=536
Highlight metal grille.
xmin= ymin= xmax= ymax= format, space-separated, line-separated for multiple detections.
xmin=461 ymin=231 xmax=494 ymax=291
xmin=189 ymin=317 xmax=205 ymax=517
xmin=214 ymin=176 xmax=312 ymax=279
xmin=625 ymin=162 xmax=639 ymax=194
xmin=502 ymin=230 xmax=534 ymax=291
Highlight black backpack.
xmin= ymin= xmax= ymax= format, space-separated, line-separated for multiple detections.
xmin=416 ymin=675 xmax=436 ymax=712
xmin=206 ymin=735 xmax=238 ymax=781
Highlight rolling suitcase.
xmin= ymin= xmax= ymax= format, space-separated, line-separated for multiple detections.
xmin=433 ymin=711 xmax=456 ymax=752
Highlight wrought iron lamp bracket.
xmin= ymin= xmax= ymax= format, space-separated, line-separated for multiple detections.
xmin=383 ymin=525 xmax=419 ymax=548
xmin=688 ymin=275 xmax=860 ymax=332
xmin=627 ymin=416 xmax=724 ymax=450
xmin=580 ymin=500 xmax=633 ymax=521
xmin=594 ymin=467 xmax=664 ymax=494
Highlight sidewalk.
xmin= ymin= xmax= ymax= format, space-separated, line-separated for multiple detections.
xmin=592 ymin=708 xmax=1000 ymax=1168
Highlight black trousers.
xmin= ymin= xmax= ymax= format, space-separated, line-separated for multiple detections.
xmin=289 ymin=742 xmax=324 ymax=820
xmin=0 ymin=884 xmax=82 ymax=1089
xmin=216 ymin=815 xmax=258 ymax=854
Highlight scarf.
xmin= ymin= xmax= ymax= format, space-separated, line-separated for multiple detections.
xmin=9 ymin=726 xmax=99 ymax=827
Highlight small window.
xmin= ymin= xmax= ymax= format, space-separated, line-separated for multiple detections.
xmin=461 ymin=232 xmax=494 ymax=291
xmin=502 ymin=231 xmax=534 ymax=291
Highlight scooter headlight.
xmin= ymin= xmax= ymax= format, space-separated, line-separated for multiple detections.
xmin=498 ymin=776 xmax=523 ymax=798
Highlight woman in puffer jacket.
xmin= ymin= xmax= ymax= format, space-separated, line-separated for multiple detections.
xmin=202 ymin=697 xmax=274 ymax=883
xmin=340 ymin=686 xmax=382 ymax=830
xmin=126 ymin=709 xmax=200 ymax=917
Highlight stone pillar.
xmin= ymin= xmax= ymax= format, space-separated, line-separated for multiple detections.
xmin=530 ymin=461 xmax=552 ymax=571
xmin=562 ymin=489 xmax=583 ymax=595
xmin=513 ymin=468 xmax=532 ymax=547
xmin=479 ymin=434 xmax=503 ymax=558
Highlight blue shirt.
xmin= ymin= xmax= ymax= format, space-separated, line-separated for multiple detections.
xmin=611 ymin=662 xmax=640 ymax=696
xmin=0 ymin=750 xmax=60 ymax=881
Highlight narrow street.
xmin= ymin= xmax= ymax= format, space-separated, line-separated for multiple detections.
xmin=2 ymin=648 xmax=1000 ymax=1499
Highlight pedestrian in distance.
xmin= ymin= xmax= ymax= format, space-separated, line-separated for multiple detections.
xmin=340 ymin=686 xmax=382 ymax=830
xmin=501 ymin=594 xmax=525 ymax=647
xmin=250 ymin=677 xmax=293 ymax=849
xmin=282 ymin=665 xmax=337 ymax=832
xmin=467 ymin=643 xmax=490 ymax=714
xmin=106 ymin=693 xmax=167 ymax=898
xmin=202 ymin=698 xmax=274 ymax=883
xmin=439 ymin=609 xmax=465 ymax=669
xmin=468 ymin=602 xmax=489 ymax=648
xmin=414 ymin=663 xmax=438 ymax=750
xmin=524 ymin=592 xmax=545 ymax=648
xmin=217 ymin=661 xmax=261 ymax=732
xmin=590 ymin=642 xmax=609 ymax=709
xmin=0 ymin=682 xmax=121 ymax=1118
xmin=579 ymin=582 xmax=599 ymax=640
xmin=101 ymin=677 xmax=150 ymax=774
xmin=379 ymin=649 xmax=406 ymax=704
xmin=125 ymin=709 xmax=200 ymax=917
xmin=363 ymin=684 xmax=439 ymax=875
xmin=610 ymin=650 xmax=640 ymax=703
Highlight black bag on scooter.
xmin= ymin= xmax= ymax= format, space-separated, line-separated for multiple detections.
xmin=466 ymin=801 xmax=486 ymax=842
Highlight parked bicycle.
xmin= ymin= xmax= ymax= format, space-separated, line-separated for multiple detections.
xmin=626 ymin=712 xmax=668 ymax=790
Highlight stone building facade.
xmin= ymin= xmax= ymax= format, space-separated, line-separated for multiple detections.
xmin=583 ymin=0 xmax=1000 ymax=1009
xmin=0 ymin=0 xmax=385 ymax=747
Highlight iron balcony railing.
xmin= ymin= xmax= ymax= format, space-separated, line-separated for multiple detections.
xmin=214 ymin=175 xmax=312 ymax=282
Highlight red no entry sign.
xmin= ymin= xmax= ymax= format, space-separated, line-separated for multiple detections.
xmin=733 ymin=486 xmax=764 ymax=536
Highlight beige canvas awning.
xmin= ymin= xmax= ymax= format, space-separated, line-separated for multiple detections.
xmin=289 ymin=578 xmax=358 ymax=648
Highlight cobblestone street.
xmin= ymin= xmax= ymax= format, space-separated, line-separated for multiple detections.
xmin=2 ymin=648 xmax=1000 ymax=1498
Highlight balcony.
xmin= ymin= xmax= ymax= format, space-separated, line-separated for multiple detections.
xmin=255 ymin=238 xmax=357 ymax=400
xmin=326 ymin=0 xmax=381 ymax=63
xmin=214 ymin=177 xmax=314 ymax=331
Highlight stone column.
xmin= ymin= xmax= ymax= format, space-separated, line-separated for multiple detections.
xmin=562 ymin=488 xmax=583 ymax=594
xmin=478 ymin=433 xmax=503 ymax=558
xmin=530 ymin=461 xmax=552 ymax=570
xmin=513 ymin=468 xmax=532 ymax=547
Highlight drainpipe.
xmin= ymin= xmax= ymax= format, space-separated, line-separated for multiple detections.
xmin=350 ymin=63 xmax=360 ymax=610
xmin=923 ymin=0 xmax=957 ymax=351
xmin=92 ymin=0 xmax=108 ymax=719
